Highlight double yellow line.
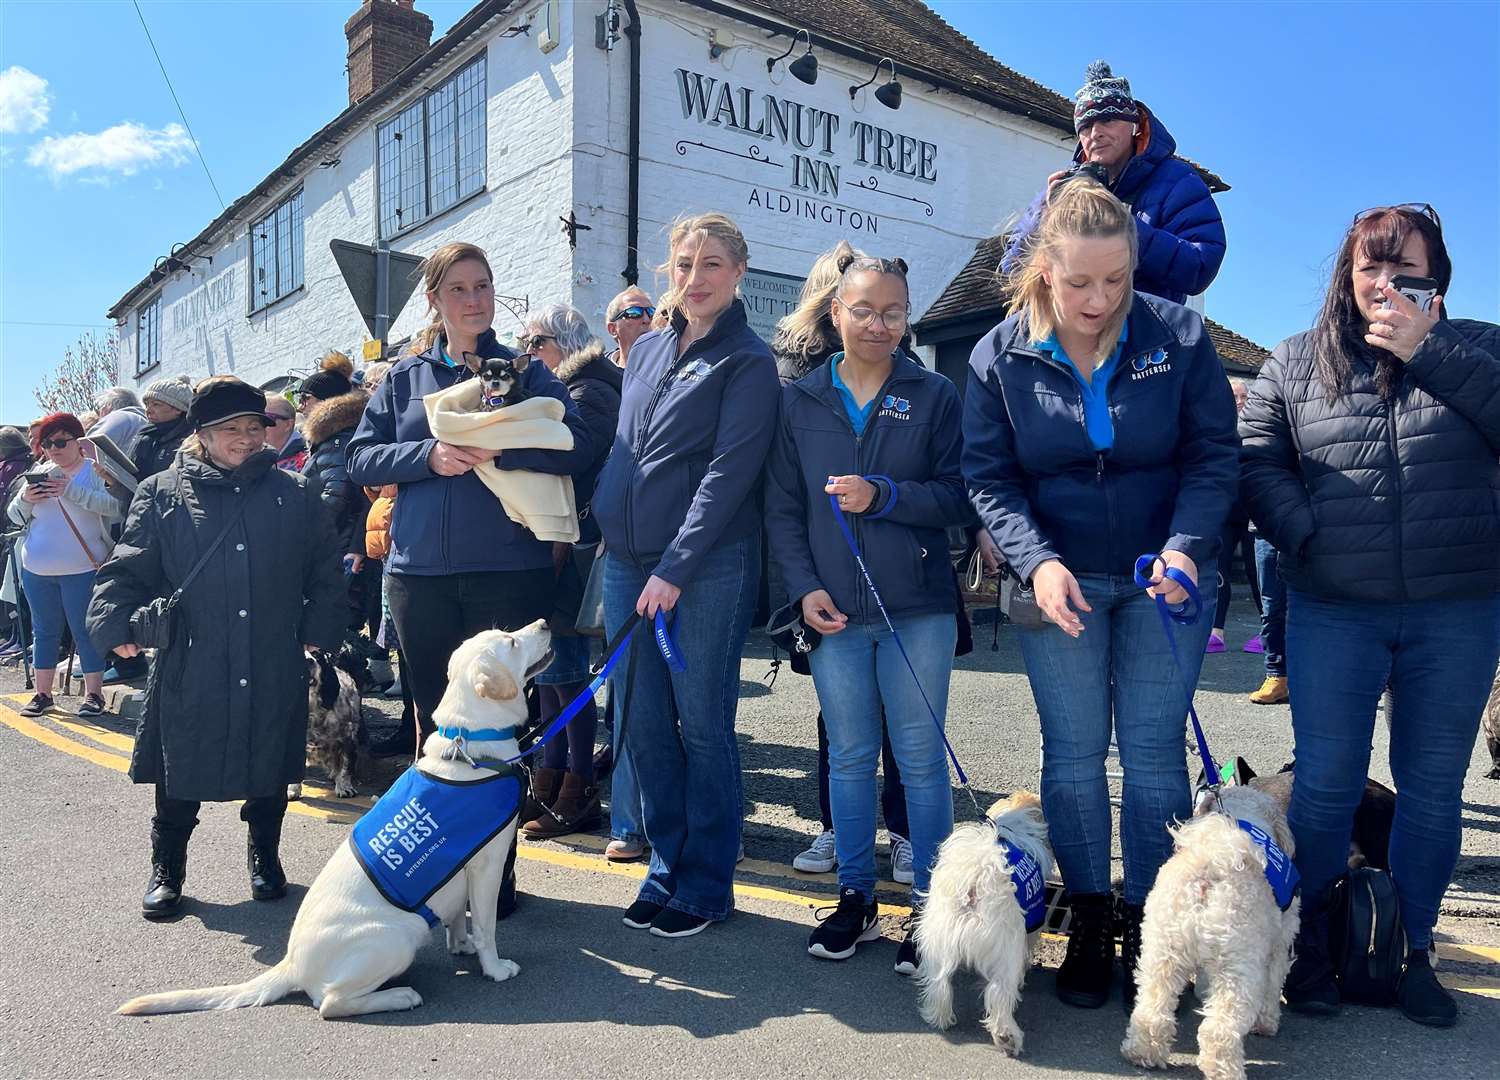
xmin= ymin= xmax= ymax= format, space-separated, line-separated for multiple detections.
xmin=4 ymin=694 xmax=1498 ymax=998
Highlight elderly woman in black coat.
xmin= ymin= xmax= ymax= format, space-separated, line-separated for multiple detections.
xmin=87 ymin=377 xmax=346 ymax=920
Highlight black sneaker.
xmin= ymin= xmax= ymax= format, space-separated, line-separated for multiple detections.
xmin=1056 ymin=892 xmax=1114 ymax=1008
xmin=1283 ymin=911 xmax=1340 ymax=1016
xmin=622 ymin=898 xmax=665 ymax=929
xmin=808 ymin=888 xmax=880 ymax=961
xmin=18 ymin=693 xmax=53 ymax=717
xmin=894 ymin=914 xmax=921 ymax=977
xmin=77 ymin=693 xmax=106 ymax=717
xmin=650 ymin=908 xmax=712 ymax=939
xmin=1398 ymin=948 xmax=1457 ymax=1027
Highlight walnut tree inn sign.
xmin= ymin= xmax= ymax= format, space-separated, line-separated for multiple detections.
xmin=673 ymin=68 xmax=941 ymax=235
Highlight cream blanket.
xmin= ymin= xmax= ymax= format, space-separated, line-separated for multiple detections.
xmin=424 ymin=379 xmax=580 ymax=543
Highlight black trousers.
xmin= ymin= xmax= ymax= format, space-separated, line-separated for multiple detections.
xmin=152 ymin=785 xmax=287 ymax=839
xmin=385 ymin=568 xmax=555 ymax=733
xmin=1213 ymin=520 xmax=1261 ymax=630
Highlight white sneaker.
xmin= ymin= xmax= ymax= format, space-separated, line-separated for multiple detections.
xmin=889 ymin=832 xmax=914 ymax=885
xmin=793 ymin=829 xmax=837 ymax=873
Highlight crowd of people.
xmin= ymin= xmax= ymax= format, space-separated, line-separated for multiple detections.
xmin=3 ymin=59 xmax=1497 ymax=1033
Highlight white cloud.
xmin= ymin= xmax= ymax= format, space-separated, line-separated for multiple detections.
xmin=25 ymin=121 xmax=193 ymax=180
xmin=0 ymin=66 xmax=51 ymax=134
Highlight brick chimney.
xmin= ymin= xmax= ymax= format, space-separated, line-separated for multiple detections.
xmin=345 ymin=0 xmax=434 ymax=106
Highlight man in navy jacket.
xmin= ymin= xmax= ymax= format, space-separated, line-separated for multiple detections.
xmin=1001 ymin=61 xmax=1226 ymax=305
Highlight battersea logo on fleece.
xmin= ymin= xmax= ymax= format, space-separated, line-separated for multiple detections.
xmin=877 ymin=394 xmax=912 ymax=422
xmin=351 ymin=766 xmax=523 ymax=923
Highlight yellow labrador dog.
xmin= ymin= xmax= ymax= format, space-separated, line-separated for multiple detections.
xmin=118 ymin=622 xmax=553 ymax=1020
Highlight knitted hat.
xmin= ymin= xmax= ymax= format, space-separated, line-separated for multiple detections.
xmin=0 ymin=426 xmax=28 ymax=460
xmin=1074 ymin=60 xmax=1139 ymax=133
xmin=188 ymin=378 xmax=272 ymax=430
xmin=142 ymin=372 xmax=194 ymax=414
xmin=298 ymin=351 xmax=354 ymax=400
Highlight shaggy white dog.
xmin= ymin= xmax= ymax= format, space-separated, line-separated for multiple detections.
xmin=1121 ymin=784 xmax=1300 ymax=1080
xmin=116 ymin=622 xmax=553 ymax=1020
xmin=914 ymin=791 xmax=1052 ymax=1056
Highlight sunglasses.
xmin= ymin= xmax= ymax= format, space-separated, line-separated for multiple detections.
xmin=522 ymin=334 xmax=556 ymax=352
xmin=613 ymin=305 xmax=656 ymax=322
xmin=267 ymin=412 xmax=294 ymax=424
xmin=1353 ymin=203 xmax=1441 ymax=230
xmin=40 ymin=437 xmax=75 ymax=450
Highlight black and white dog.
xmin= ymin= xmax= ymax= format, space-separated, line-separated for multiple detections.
xmin=469 ymin=350 xmax=529 ymax=411
xmin=289 ymin=644 xmax=364 ymax=800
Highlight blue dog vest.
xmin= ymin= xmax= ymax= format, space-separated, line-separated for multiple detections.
xmin=998 ymin=837 xmax=1046 ymax=933
xmin=1237 ymin=819 xmax=1300 ymax=911
xmin=351 ymin=765 xmax=523 ymax=926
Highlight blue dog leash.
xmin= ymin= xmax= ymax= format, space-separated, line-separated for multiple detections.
xmin=829 ymin=493 xmax=980 ymax=815
xmin=1132 ymin=553 xmax=1218 ymax=786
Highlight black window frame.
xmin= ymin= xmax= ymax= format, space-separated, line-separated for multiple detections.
xmin=136 ymin=294 xmax=162 ymax=376
xmin=248 ymin=187 xmax=305 ymax=313
xmin=376 ymin=54 xmax=487 ymax=239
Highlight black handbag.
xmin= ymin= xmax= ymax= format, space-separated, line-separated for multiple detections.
xmin=128 ymin=495 xmax=248 ymax=651
xmin=573 ymin=544 xmax=606 ymax=637
xmin=766 ymin=601 xmax=821 ymax=657
xmin=1328 ymin=866 xmax=1407 ymax=1005
xmin=999 ymin=562 xmax=1048 ymax=630
xmin=549 ymin=542 xmax=599 ymax=638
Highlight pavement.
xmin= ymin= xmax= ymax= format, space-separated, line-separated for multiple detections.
xmin=1 ymin=595 xmax=1498 ymax=1079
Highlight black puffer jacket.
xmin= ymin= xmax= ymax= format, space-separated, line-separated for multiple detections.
xmin=130 ymin=414 xmax=192 ymax=480
xmin=1240 ymin=319 xmax=1500 ymax=603
xmin=552 ymin=342 xmax=622 ymax=546
xmin=300 ymin=390 xmax=370 ymax=555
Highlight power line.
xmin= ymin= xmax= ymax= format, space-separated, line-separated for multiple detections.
xmin=1 ymin=320 xmax=114 ymax=329
xmin=131 ymin=0 xmax=225 ymax=210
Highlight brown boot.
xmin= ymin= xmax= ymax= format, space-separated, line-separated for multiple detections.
xmin=520 ymin=766 xmax=564 ymax=828
xmin=522 ymin=772 xmax=601 ymax=839
xmin=1248 ymin=676 xmax=1289 ymax=705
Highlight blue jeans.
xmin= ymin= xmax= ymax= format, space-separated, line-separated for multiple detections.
xmin=1017 ymin=569 xmax=1217 ymax=904
xmin=1285 ymin=589 xmax=1500 ymax=949
xmin=21 ymin=567 xmax=105 ymax=674
xmin=603 ymin=535 xmax=759 ymax=921
xmin=1254 ymin=538 xmax=1287 ymax=677
xmin=608 ymin=690 xmax=647 ymax=845
xmin=809 ymin=613 xmax=957 ymax=899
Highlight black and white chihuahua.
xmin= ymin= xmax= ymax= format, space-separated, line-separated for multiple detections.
xmin=466 ymin=350 xmax=529 ymax=411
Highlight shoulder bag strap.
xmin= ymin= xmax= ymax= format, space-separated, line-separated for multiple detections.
xmin=165 ymin=476 xmax=250 ymax=607
xmin=55 ymin=501 xmax=103 ymax=570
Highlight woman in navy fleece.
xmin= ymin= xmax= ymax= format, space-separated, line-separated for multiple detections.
xmin=963 ymin=179 xmax=1237 ymax=1009
xmin=590 ymin=213 xmax=780 ymax=939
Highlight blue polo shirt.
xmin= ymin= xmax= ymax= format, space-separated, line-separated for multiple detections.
xmin=1037 ymin=325 xmax=1129 ymax=451
xmin=829 ymin=353 xmax=878 ymax=436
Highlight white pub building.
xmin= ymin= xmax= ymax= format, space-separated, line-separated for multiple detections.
xmin=108 ymin=0 xmax=1268 ymax=394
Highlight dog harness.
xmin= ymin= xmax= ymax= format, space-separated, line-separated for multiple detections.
xmin=1236 ymin=819 xmax=1300 ymax=912
xmin=350 ymin=764 xmax=523 ymax=927
xmin=997 ymin=836 xmax=1046 ymax=933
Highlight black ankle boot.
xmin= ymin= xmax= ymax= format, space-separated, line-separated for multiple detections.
xmin=247 ymin=820 xmax=287 ymax=901
xmin=1398 ymin=947 xmax=1457 ymax=1027
xmin=142 ymin=826 xmax=190 ymax=920
xmin=1057 ymin=892 xmax=1115 ymax=1008
xmin=496 ymin=833 xmax=519 ymax=920
xmin=1284 ymin=890 xmax=1340 ymax=1015
xmin=1119 ymin=900 xmax=1144 ymax=1010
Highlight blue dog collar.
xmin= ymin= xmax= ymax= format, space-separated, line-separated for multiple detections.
xmin=435 ymin=725 xmax=521 ymax=743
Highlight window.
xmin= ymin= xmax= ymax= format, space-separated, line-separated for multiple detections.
xmin=377 ymin=55 xmax=486 ymax=238
xmin=250 ymin=188 xmax=304 ymax=311
xmin=136 ymin=295 xmax=161 ymax=375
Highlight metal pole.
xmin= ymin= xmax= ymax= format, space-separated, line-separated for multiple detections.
xmin=374 ymin=241 xmax=391 ymax=358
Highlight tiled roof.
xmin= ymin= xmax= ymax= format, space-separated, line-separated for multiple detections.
xmin=914 ymin=233 xmax=1271 ymax=373
xmin=723 ymin=0 xmax=1227 ymax=191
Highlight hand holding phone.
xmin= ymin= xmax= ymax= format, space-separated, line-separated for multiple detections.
xmin=1383 ymin=275 xmax=1439 ymax=313
xmin=1368 ymin=276 xmax=1443 ymax=363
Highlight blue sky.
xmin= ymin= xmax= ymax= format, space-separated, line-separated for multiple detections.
xmin=1 ymin=1 xmax=1496 ymax=421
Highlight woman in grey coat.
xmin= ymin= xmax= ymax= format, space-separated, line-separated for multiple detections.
xmin=87 ymin=377 xmax=346 ymax=920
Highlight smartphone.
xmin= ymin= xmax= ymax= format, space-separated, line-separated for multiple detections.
xmin=1385 ymin=275 xmax=1439 ymax=313
xmin=24 ymin=468 xmax=54 ymax=487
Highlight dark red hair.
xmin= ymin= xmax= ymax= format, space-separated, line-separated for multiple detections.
xmin=31 ymin=412 xmax=85 ymax=455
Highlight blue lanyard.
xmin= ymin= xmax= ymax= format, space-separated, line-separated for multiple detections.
xmin=1132 ymin=553 xmax=1217 ymax=783
xmin=829 ymin=493 xmax=977 ymax=813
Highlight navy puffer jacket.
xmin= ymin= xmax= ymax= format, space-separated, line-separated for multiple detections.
xmin=1239 ymin=319 xmax=1500 ymax=603
xmin=1000 ymin=104 xmax=1226 ymax=304
xmin=963 ymin=293 xmax=1239 ymax=582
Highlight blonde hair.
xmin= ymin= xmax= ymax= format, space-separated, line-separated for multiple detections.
xmin=1003 ymin=178 xmax=1137 ymax=364
xmin=655 ymin=212 xmax=749 ymax=323
xmin=772 ymin=240 xmax=862 ymax=361
xmin=362 ymin=361 xmax=392 ymax=392
xmin=409 ymin=242 xmax=494 ymax=356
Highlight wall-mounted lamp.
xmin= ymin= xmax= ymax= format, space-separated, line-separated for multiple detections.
xmin=850 ymin=57 xmax=902 ymax=109
xmin=767 ymin=29 xmax=818 ymax=85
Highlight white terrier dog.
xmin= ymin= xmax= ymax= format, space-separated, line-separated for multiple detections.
xmin=117 ymin=622 xmax=553 ymax=1020
xmin=915 ymin=791 xmax=1052 ymax=1055
xmin=1121 ymin=784 xmax=1300 ymax=1080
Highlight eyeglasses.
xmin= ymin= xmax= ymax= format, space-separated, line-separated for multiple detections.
xmin=267 ymin=413 xmax=293 ymax=425
xmin=1353 ymin=203 xmax=1441 ymax=230
xmin=613 ymin=305 xmax=655 ymax=322
xmin=834 ymin=297 xmax=909 ymax=331
xmin=41 ymin=437 xmax=75 ymax=450
xmin=522 ymin=334 xmax=556 ymax=353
